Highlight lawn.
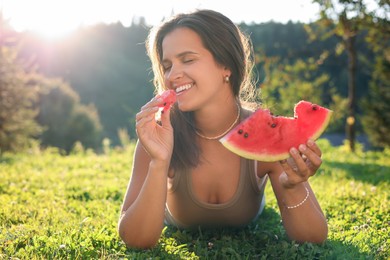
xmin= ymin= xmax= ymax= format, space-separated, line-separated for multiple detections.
xmin=0 ymin=139 xmax=389 ymax=259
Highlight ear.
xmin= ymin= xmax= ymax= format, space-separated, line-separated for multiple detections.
xmin=223 ymin=67 xmax=231 ymax=78
xmin=222 ymin=67 xmax=231 ymax=83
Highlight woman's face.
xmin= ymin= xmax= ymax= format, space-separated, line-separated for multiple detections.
xmin=161 ymin=27 xmax=231 ymax=112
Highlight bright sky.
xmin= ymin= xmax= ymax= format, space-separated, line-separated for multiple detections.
xmin=1 ymin=0 xmax=321 ymax=39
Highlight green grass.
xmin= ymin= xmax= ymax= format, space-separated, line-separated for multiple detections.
xmin=0 ymin=140 xmax=389 ymax=259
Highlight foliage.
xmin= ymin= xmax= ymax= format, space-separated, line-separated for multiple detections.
xmin=0 ymin=141 xmax=388 ymax=259
xmin=65 ymin=103 xmax=103 ymax=152
xmin=257 ymin=55 xmax=341 ymax=128
xmin=0 ymin=17 xmax=42 ymax=153
xmin=361 ymin=56 xmax=390 ymax=148
xmin=313 ymin=0 xmax=363 ymax=151
xmin=18 ymin=23 xmax=154 ymax=145
xmin=37 ymin=78 xmax=103 ymax=153
xmin=311 ymin=0 xmax=390 ymax=150
xmin=360 ymin=4 xmax=390 ymax=148
xmin=261 ymin=57 xmax=325 ymax=106
xmin=117 ymin=127 xmax=132 ymax=149
xmin=0 ymin=15 xmax=103 ymax=155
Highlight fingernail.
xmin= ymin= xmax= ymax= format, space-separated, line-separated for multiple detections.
xmin=299 ymin=144 xmax=306 ymax=152
xmin=290 ymin=148 xmax=298 ymax=154
xmin=307 ymin=139 xmax=314 ymax=146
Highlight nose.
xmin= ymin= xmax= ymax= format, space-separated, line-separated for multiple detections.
xmin=166 ymin=64 xmax=183 ymax=81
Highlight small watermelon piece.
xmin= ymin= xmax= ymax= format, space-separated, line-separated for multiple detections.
xmin=157 ymin=89 xmax=176 ymax=111
xmin=220 ymin=100 xmax=333 ymax=162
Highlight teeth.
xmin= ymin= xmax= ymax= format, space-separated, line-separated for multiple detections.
xmin=175 ymin=84 xmax=192 ymax=93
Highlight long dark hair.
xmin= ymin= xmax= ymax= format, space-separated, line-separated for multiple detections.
xmin=146 ymin=9 xmax=257 ymax=170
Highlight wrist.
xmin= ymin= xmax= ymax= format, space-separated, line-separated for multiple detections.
xmin=149 ymin=159 xmax=170 ymax=173
xmin=281 ymin=184 xmax=310 ymax=209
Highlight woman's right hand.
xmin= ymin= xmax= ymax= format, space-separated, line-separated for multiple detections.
xmin=135 ymin=96 xmax=174 ymax=162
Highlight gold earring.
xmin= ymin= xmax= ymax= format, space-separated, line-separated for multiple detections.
xmin=224 ymin=75 xmax=230 ymax=83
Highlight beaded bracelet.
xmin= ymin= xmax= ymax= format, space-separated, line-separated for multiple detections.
xmin=285 ymin=187 xmax=310 ymax=209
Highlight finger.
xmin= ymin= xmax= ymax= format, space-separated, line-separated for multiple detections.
xmin=135 ymin=107 xmax=159 ymax=122
xmin=289 ymin=147 xmax=309 ymax=177
xmin=279 ymin=160 xmax=300 ymax=188
xmin=135 ymin=113 xmax=156 ymax=129
xmin=307 ymin=139 xmax=322 ymax=157
xmin=280 ymin=159 xmax=296 ymax=177
xmin=151 ymin=94 xmax=172 ymax=108
xmin=160 ymin=106 xmax=172 ymax=130
xmin=299 ymin=143 xmax=322 ymax=170
xmin=285 ymin=157 xmax=298 ymax=172
xmin=140 ymin=96 xmax=164 ymax=111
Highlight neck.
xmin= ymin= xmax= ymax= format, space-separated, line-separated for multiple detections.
xmin=195 ymin=101 xmax=241 ymax=140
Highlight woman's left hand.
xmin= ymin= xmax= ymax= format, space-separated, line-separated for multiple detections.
xmin=279 ymin=139 xmax=322 ymax=189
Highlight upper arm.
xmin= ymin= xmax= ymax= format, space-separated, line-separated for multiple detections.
xmin=256 ymin=161 xmax=278 ymax=179
xmin=256 ymin=161 xmax=285 ymax=203
xmin=120 ymin=140 xmax=151 ymax=214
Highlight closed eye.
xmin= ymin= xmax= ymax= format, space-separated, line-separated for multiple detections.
xmin=162 ymin=62 xmax=172 ymax=72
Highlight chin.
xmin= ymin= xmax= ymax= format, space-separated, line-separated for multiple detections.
xmin=176 ymin=102 xmax=191 ymax=112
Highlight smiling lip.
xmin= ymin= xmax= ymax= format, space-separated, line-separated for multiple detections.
xmin=175 ymin=83 xmax=193 ymax=94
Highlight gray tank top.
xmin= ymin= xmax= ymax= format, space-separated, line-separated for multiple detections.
xmin=165 ymin=157 xmax=268 ymax=228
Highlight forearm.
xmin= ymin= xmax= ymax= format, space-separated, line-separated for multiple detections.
xmin=274 ymin=182 xmax=328 ymax=244
xmin=118 ymin=161 xmax=169 ymax=248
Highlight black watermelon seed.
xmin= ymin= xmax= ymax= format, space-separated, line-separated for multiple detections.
xmin=244 ymin=133 xmax=249 ymax=138
xmin=312 ymin=105 xmax=318 ymax=110
xmin=271 ymin=123 xmax=277 ymax=128
xmin=238 ymin=129 xmax=243 ymax=134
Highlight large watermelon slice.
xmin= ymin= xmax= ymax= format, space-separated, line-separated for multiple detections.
xmin=220 ymin=100 xmax=333 ymax=162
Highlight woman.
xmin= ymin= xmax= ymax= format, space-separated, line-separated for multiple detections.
xmin=118 ymin=9 xmax=328 ymax=249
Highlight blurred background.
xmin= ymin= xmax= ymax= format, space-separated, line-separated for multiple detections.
xmin=1 ymin=0 xmax=389 ymax=154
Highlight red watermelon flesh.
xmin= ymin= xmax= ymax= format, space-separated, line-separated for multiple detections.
xmin=157 ymin=89 xmax=176 ymax=111
xmin=220 ymin=100 xmax=333 ymax=162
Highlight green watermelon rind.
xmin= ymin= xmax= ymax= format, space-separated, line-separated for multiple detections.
xmin=220 ymin=106 xmax=333 ymax=162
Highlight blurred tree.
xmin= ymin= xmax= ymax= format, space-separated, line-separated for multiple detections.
xmin=22 ymin=22 xmax=153 ymax=145
xmin=361 ymin=5 xmax=390 ymax=148
xmin=37 ymin=79 xmax=78 ymax=148
xmin=37 ymin=79 xmax=102 ymax=153
xmin=0 ymin=15 xmax=42 ymax=154
xmin=361 ymin=56 xmax=390 ymax=148
xmin=243 ymin=21 xmax=351 ymax=133
xmin=312 ymin=0 xmax=388 ymax=151
xmin=258 ymin=53 xmax=341 ymax=125
xmin=65 ymin=104 xmax=102 ymax=152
